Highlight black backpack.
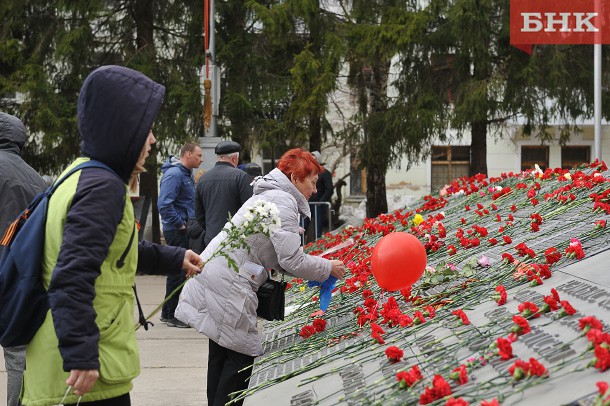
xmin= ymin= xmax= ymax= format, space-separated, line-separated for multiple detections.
xmin=0 ymin=160 xmax=115 ymax=347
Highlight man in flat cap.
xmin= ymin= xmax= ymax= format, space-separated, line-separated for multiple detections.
xmin=194 ymin=140 xmax=253 ymax=249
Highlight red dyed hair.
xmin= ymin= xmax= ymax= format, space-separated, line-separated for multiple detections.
xmin=277 ymin=148 xmax=323 ymax=181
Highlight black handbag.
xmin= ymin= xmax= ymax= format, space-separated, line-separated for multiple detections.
xmin=256 ymin=273 xmax=286 ymax=321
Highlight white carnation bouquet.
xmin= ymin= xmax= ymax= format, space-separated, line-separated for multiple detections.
xmin=214 ymin=199 xmax=282 ymax=273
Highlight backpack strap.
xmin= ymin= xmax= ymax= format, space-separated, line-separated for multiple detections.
xmin=48 ymin=160 xmax=119 ymax=197
xmin=133 ymin=285 xmax=153 ymax=331
xmin=1 ymin=160 xmax=119 ymax=247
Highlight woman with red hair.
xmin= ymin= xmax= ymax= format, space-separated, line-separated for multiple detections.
xmin=176 ymin=148 xmax=347 ymax=406
xmin=276 ymin=148 xmax=324 ymax=200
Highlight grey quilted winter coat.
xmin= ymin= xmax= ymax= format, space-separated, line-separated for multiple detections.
xmin=175 ymin=168 xmax=332 ymax=356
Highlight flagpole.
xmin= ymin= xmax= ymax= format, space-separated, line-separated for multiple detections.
xmin=203 ymin=0 xmax=217 ymax=138
xmin=199 ymin=0 xmax=221 ymax=171
xmin=208 ymin=0 xmax=217 ymax=138
xmin=594 ymin=44 xmax=601 ymax=161
xmin=593 ymin=0 xmax=602 ymax=161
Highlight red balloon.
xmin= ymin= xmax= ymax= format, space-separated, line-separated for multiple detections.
xmin=371 ymin=232 xmax=427 ymax=292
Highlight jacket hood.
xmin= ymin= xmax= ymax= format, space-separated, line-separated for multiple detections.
xmin=253 ymin=168 xmax=311 ymax=218
xmin=0 ymin=112 xmax=26 ymax=155
xmin=78 ymin=65 xmax=165 ymax=182
xmin=161 ymin=156 xmax=183 ymax=173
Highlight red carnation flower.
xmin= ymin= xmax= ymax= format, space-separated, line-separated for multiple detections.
xmin=528 ymin=357 xmax=548 ymax=377
xmin=497 ymin=337 xmax=514 ymax=360
xmin=565 ymin=238 xmax=585 ymax=259
xmin=586 ymin=329 xmax=610 ymax=346
xmin=559 ymin=300 xmax=577 ymax=316
xmin=579 ymin=316 xmax=604 ymax=333
xmin=385 ymin=346 xmax=404 ymax=363
xmin=313 ymin=318 xmax=327 ymax=333
xmin=596 ymin=381 xmax=609 ymax=396
xmin=452 ymin=309 xmax=471 ymax=325
xmin=371 ymin=323 xmax=386 ymax=344
xmin=528 ymin=272 xmax=543 ymax=287
xmin=545 ymin=247 xmax=562 ymax=265
xmin=419 ymin=375 xmax=452 ymax=405
xmin=493 ymin=285 xmax=507 ymax=306
xmin=396 ymin=365 xmax=422 ymax=388
xmin=449 ymin=364 xmax=468 ymax=385
xmin=535 ymin=264 xmax=552 ymax=279
xmin=518 ymin=301 xmax=540 ymax=319
xmin=400 ymin=287 xmax=412 ymax=302
xmin=445 ymin=397 xmax=469 ymax=406
xmin=542 ymin=295 xmax=559 ymax=313
xmin=551 ymin=288 xmax=561 ymax=301
xmin=299 ymin=324 xmax=316 ymax=339
xmin=501 ymin=253 xmax=515 ymax=263
xmin=511 ymin=315 xmax=531 ymax=335
xmin=508 ymin=359 xmax=530 ymax=380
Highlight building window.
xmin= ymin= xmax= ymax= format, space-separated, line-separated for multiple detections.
xmin=521 ymin=146 xmax=549 ymax=171
xmin=431 ymin=146 xmax=470 ymax=192
xmin=561 ymin=146 xmax=590 ymax=169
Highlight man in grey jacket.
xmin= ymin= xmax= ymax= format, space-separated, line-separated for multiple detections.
xmin=0 ymin=112 xmax=47 ymax=406
xmin=194 ymin=140 xmax=253 ymax=248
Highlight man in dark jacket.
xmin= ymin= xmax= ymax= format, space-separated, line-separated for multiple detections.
xmin=194 ymin=140 xmax=253 ymax=248
xmin=309 ymin=151 xmax=333 ymax=238
xmin=158 ymin=142 xmax=203 ymax=328
xmin=0 ymin=112 xmax=47 ymax=406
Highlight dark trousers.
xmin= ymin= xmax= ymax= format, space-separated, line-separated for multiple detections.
xmin=65 ymin=393 xmax=130 ymax=406
xmin=161 ymin=229 xmax=188 ymax=319
xmin=207 ymin=339 xmax=255 ymax=406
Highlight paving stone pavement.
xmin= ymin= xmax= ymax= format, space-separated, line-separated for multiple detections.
xmin=0 ymin=275 xmax=208 ymax=406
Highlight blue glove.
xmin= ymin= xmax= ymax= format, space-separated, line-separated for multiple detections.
xmin=308 ymin=275 xmax=338 ymax=311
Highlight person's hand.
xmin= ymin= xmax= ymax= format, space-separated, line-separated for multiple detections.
xmin=183 ymin=249 xmax=203 ymax=277
xmin=329 ymin=260 xmax=347 ymax=279
xmin=66 ymin=369 xmax=99 ymax=396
